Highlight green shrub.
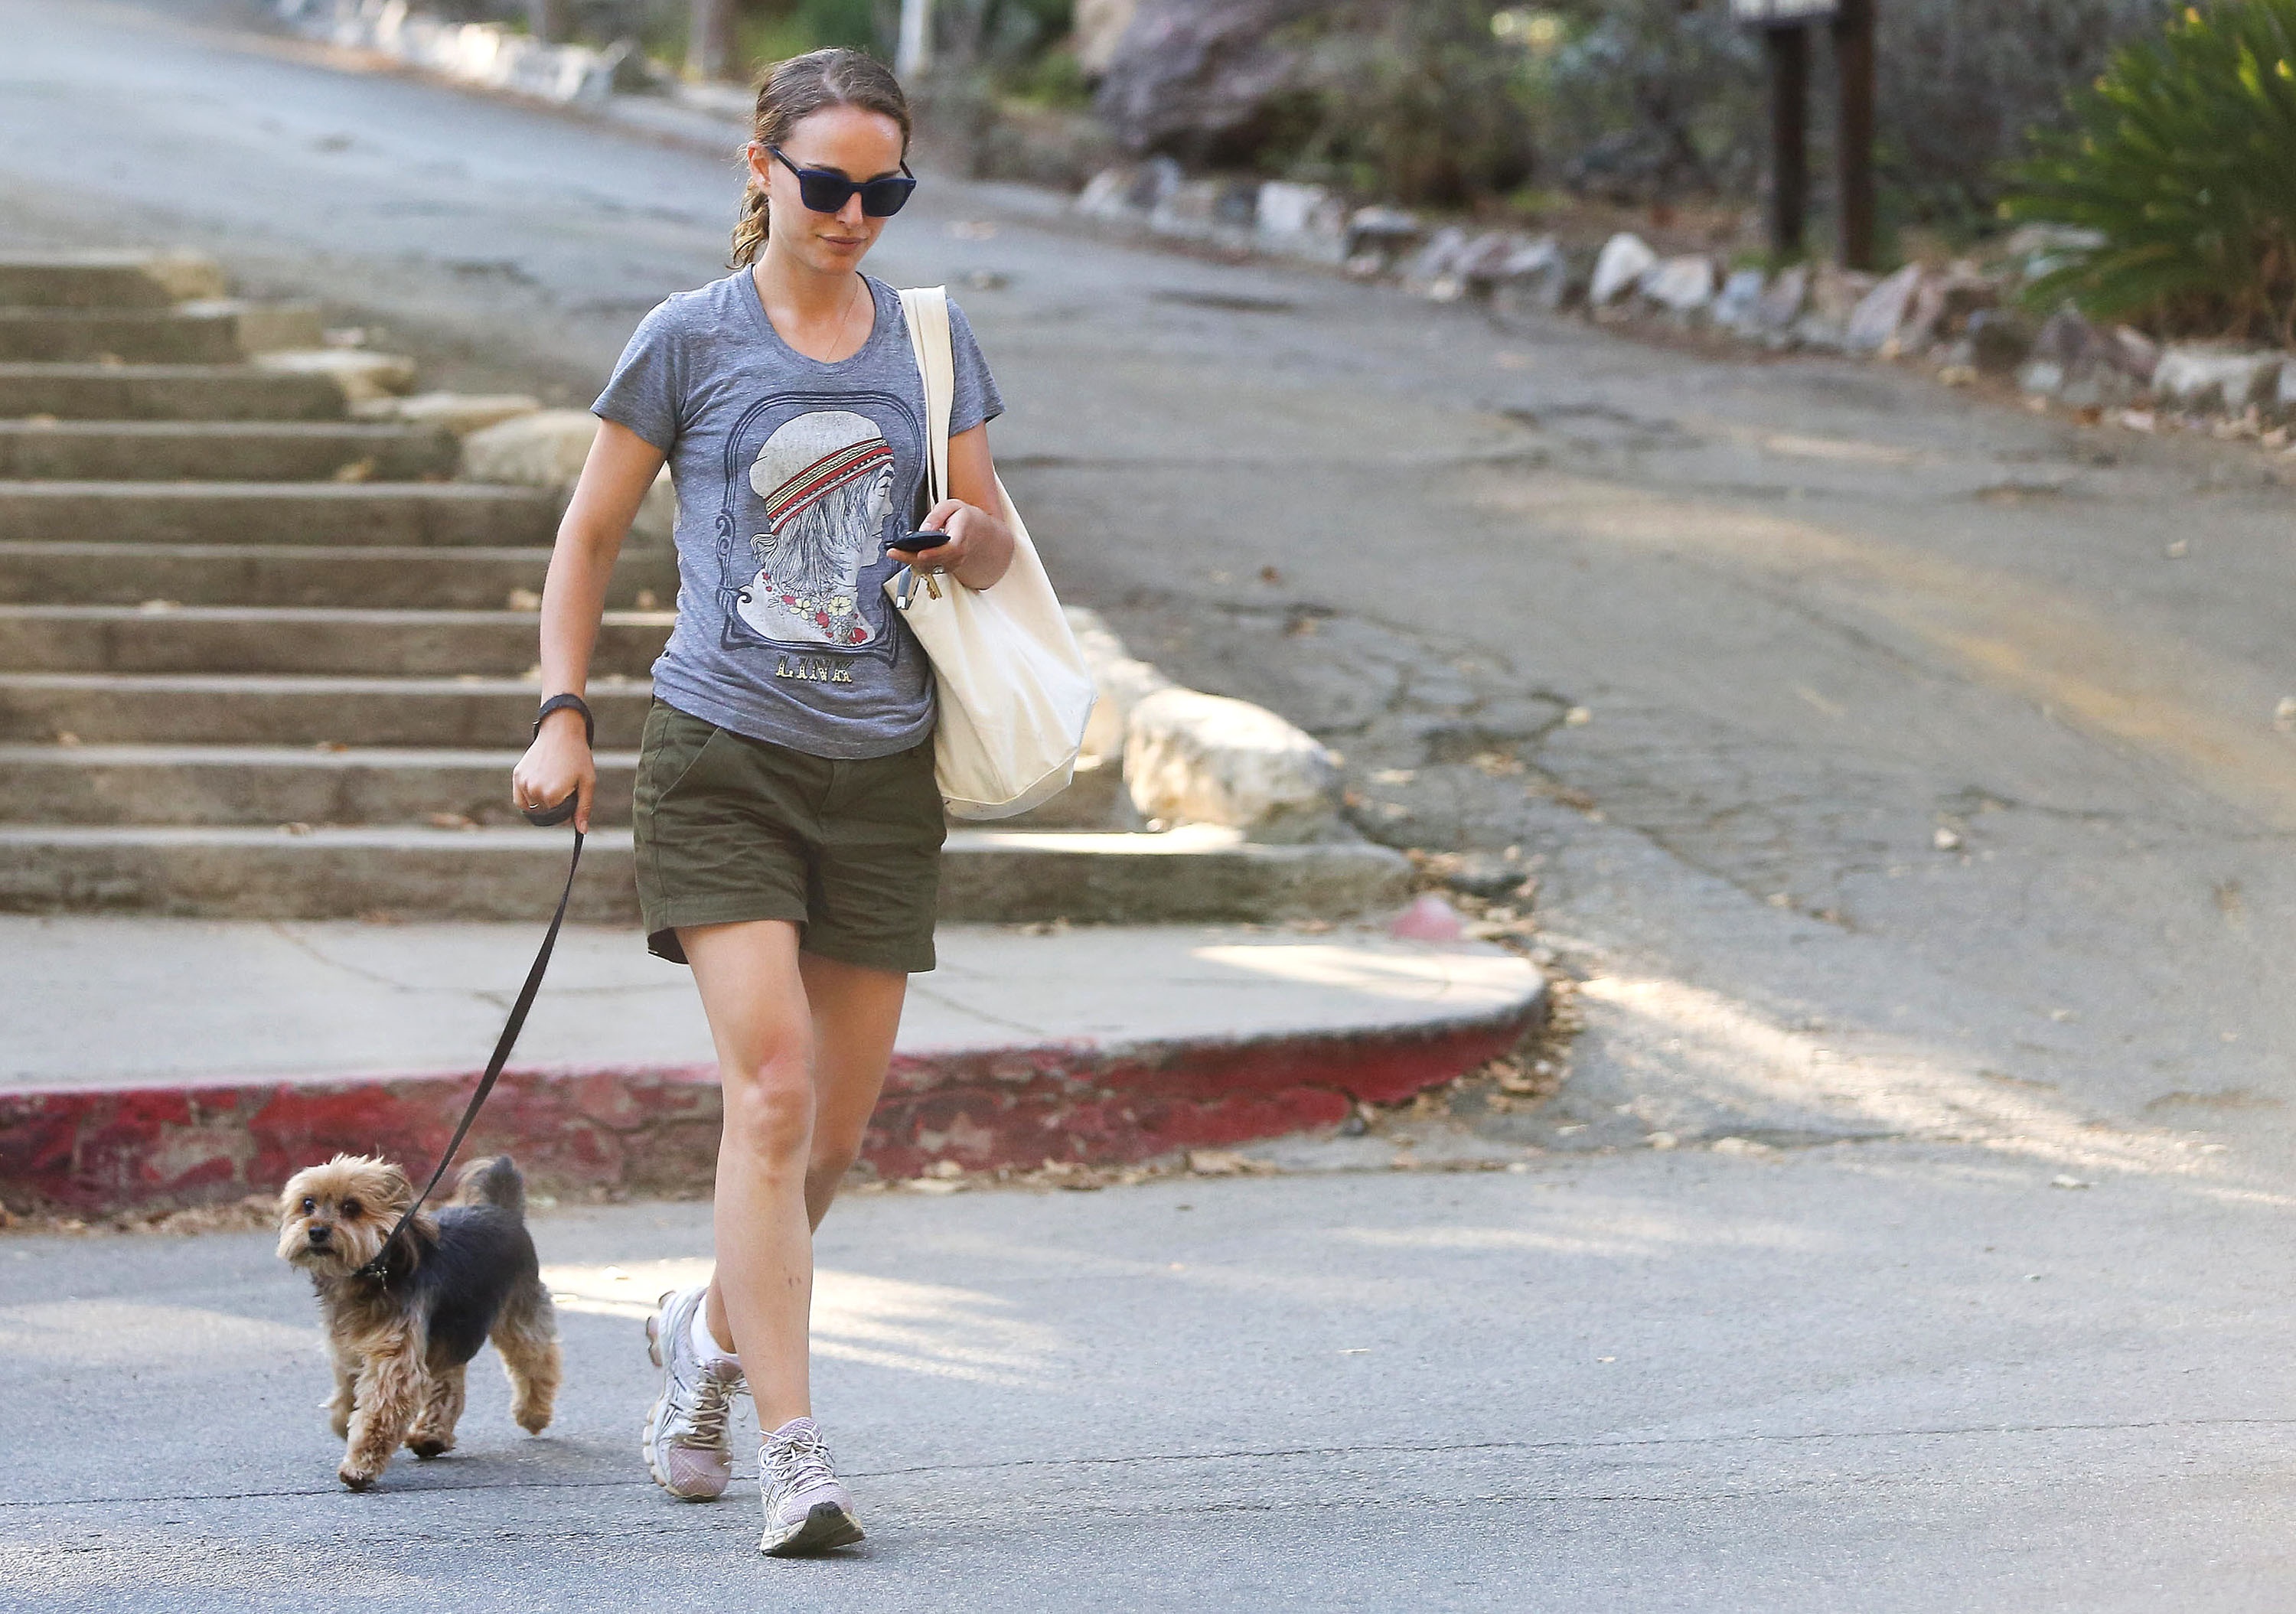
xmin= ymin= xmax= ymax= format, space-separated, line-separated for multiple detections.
xmin=1274 ymin=0 xmax=1539 ymax=206
xmin=2003 ymin=1 xmax=2296 ymax=344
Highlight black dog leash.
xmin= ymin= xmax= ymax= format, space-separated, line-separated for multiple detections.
xmin=354 ymin=696 xmax=592 ymax=1281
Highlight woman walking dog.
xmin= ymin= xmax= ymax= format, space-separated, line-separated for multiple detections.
xmin=511 ymin=49 xmax=1012 ymax=1555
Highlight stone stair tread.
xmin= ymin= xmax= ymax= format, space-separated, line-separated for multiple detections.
xmin=0 ymin=540 xmax=553 ymax=560
xmin=0 ymin=823 xmax=1411 ymax=924
xmin=0 ymin=420 xmax=458 ymax=482
xmin=0 ymin=479 xmax=543 ymax=500
xmin=0 ymin=742 xmax=638 ymax=766
xmin=0 ymin=540 xmax=608 ymax=608
xmin=0 ymin=603 xmax=667 ymax=627
xmin=0 ymin=362 xmax=350 ymax=422
xmin=0 ymin=419 xmax=435 ymax=439
xmin=0 ymin=360 xmax=286 ymax=376
xmin=0 ymin=670 xmax=656 ymax=746
xmin=0 ymin=605 xmax=669 ymax=677
xmin=0 ymin=480 xmax=559 ymax=546
xmin=0 ymin=670 xmax=628 ymax=695
xmin=0 ymin=822 xmax=1342 ymax=851
xmin=0 ymin=302 xmax=323 ymax=363
xmin=0 ymin=252 xmax=226 ymax=310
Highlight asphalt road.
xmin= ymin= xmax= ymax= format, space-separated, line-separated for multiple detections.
xmin=5 ymin=0 xmax=2296 ymax=1605
xmin=10 ymin=1153 xmax=2296 ymax=1612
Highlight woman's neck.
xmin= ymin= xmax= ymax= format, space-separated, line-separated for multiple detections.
xmin=752 ymin=243 xmax=870 ymax=363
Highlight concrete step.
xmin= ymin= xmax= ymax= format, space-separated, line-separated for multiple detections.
xmin=0 ymin=743 xmax=641 ymax=827
xmin=0 ymin=823 xmax=1411 ymax=923
xmin=995 ymin=753 xmax=1126 ymax=830
xmin=0 ymin=605 xmax=672 ymax=676
xmin=0 ymin=541 xmax=673 ymax=609
xmin=0 ymin=362 xmax=349 ymax=422
xmin=0 ymin=482 xmax=559 ymax=546
xmin=0 ymin=421 xmax=456 ymax=482
xmin=0 ymin=673 xmax=657 ymax=747
xmin=0 ymin=302 xmax=322 ymax=363
xmin=0 ymin=742 xmax=1117 ymax=831
xmin=938 ymin=826 xmax=1413 ymax=924
xmin=0 ymin=251 xmax=227 ymax=310
xmin=4 ymin=917 xmax=1541 ymax=1207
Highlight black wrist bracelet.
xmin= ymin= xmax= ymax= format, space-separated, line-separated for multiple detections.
xmin=533 ymin=693 xmax=595 ymax=748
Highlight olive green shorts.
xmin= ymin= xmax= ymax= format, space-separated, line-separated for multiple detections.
xmin=631 ymin=700 xmax=945 ymax=973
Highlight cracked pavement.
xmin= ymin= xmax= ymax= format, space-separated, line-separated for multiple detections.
xmin=5 ymin=0 xmax=2296 ymax=1603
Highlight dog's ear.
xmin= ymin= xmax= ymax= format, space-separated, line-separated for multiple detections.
xmin=372 ymin=1161 xmax=416 ymax=1214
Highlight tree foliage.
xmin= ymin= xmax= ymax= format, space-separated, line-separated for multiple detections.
xmin=2004 ymin=1 xmax=2296 ymax=343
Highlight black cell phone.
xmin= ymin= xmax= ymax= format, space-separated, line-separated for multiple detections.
xmin=889 ymin=528 xmax=952 ymax=553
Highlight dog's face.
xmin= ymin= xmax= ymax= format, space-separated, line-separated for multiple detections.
xmin=276 ymin=1156 xmax=413 ymax=1277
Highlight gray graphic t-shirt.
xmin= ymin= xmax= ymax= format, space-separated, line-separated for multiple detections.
xmin=592 ymin=272 xmax=1002 ymax=759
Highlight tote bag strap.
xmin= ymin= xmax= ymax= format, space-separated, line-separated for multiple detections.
xmin=899 ymin=286 xmax=955 ymax=507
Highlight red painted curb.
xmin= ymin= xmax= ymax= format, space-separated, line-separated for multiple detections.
xmin=0 ymin=995 xmax=1543 ymax=1213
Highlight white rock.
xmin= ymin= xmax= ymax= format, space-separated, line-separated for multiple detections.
xmin=1590 ymin=233 xmax=1658 ymax=305
xmin=2152 ymin=345 xmax=2285 ymax=412
xmin=351 ymin=390 xmax=540 ymax=435
xmin=1063 ymin=606 xmax=1173 ymax=764
xmin=1711 ymin=267 xmax=1766 ymax=332
xmin=1752 ymin=263 xmax=1808 ymax=334
xmin=1256 ymin=180 xmax=1330 ymax=238
xmin=1076 ymin=166 xmax=1137 ymax=220
xmin=460 ymin=408 xmax=599 ymax=488
xmin=1404 ymin=226 xmax=1471 ymax=287
xmin=251 ymin=348 xmax=418 ymax=403
xmin=1639 ymin=255 xmax=1716 ymax=315
xmin=1125 ymin=686 xmax=1339 ymax=841
xmin=461 ymin=408 xmax=673 ymax=540
xmin=1845 ymin=262 xmax=1924 ymax=354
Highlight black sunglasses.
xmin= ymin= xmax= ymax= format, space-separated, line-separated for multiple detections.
xmin=766 ymin=146 xmax=917 ymax=218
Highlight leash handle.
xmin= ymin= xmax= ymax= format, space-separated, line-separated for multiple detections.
xmin=354 ymin=825 xmax=584 ymax=1280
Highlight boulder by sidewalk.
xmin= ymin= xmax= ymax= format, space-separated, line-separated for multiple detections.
xmin=1065 ymin=605 xmax=1175 ymax=765
xmin=252 ymin=348 xmax=418 ymax=404
xmin=352 ymin=391 xmax=540 ymax=435
xmin=1590 ymin=233 xmax=1658 ymax=307
xmin=1639 ymin=255 xmax=1717 ymax=318
xmin=460 ymin=408 xmax=674 ymax=541
xmin=1845 ymin=263 xmax=1924 ymax=354
xmin=2151 ymin=345 xmax=2285 ymax=414
xmin=1125 ymin=686 xmax=1342 ymax=842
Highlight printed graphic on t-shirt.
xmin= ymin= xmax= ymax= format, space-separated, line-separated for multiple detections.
xmin=733 ymin=408 xmax=896 ymax=650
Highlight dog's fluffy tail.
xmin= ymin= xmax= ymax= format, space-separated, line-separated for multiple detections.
xmin=449 ymin=1154 xmax=526 ymax=1215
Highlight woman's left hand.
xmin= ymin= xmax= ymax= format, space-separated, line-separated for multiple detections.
xmin=911 ymin=496 xmax=1015 ymax=592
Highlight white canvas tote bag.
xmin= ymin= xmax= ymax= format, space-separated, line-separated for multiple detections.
xmin=888 ymin=286 xmax=1095 ymax=820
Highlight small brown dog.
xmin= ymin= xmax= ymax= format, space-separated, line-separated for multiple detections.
xmin=276 ymin=1153 xmax=561 ymax=1489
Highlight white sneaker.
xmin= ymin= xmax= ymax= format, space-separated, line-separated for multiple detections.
xmin=758 ymin=1417 xmax=864 ymax=1555
xmin=641 ymin=1286 xmax=745 ymax=1502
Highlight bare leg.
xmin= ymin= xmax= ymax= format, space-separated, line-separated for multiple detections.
xmin=797 ymin=952 xmax=908 ymax=1230
xmin=683 ymin=920 xmax=818 ymax=1430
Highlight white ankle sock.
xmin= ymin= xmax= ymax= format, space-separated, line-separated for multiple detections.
xmin=690 ymin=1299 xmax=739 ymax=1366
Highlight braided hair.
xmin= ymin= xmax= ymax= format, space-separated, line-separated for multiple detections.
xmin=730 ymin=49 xmax=913 ymax=269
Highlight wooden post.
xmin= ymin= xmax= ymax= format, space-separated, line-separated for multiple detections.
xmin=528 ymin=0 xmax=572 ymax=44
xmin=1764 ymin=24 xmax=1809 ymax=262
xmin=1832 ymin=0 xmax=1877 ymax=270
xmin=688 ymin=0 xmax=739 ymax=81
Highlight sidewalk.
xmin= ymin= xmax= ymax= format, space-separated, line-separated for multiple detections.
xmin=0 ymin=915 xmax=1544 ymax=1210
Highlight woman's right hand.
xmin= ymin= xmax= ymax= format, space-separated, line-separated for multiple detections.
xmin=512 ymin=709 xmax=595 ymax=832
